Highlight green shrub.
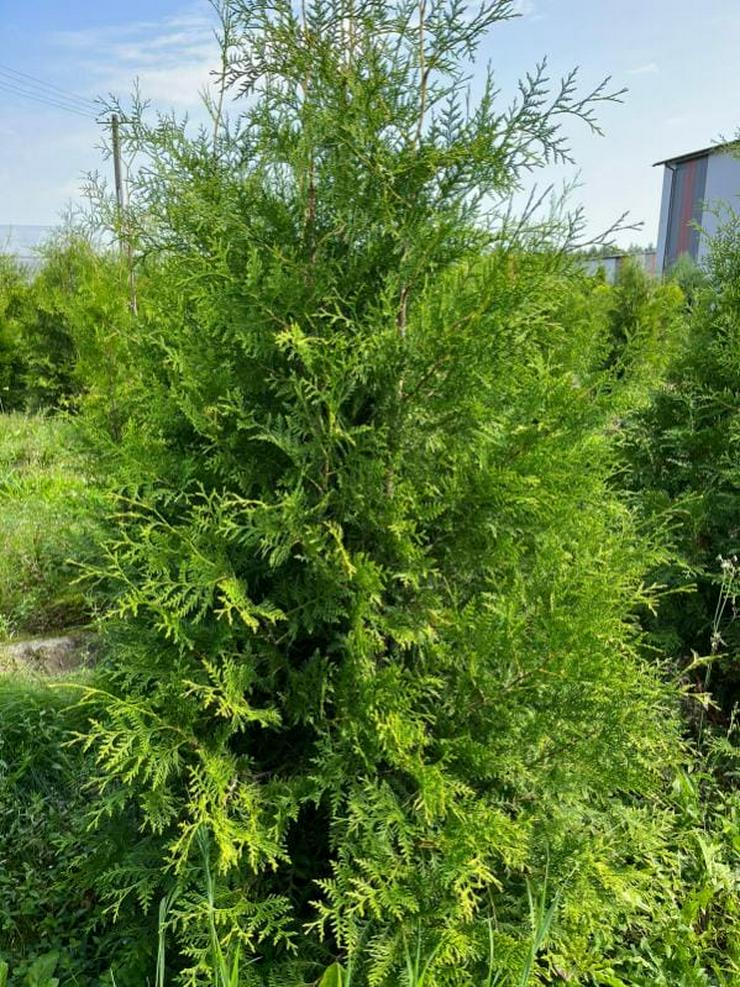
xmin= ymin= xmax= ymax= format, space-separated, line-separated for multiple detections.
xmin=0 ymin=257 xmax=28 ymax=412
xmin=0 ymin=234 xmax=134 ymax=419
xmin=603 ymin=256 xmax=686 ymax=391
xmin=0 ymin=675 xmax=158 ymax=985
xmin=14 ymin=238 xmax=84 ymax=411
xmin=665 ymin=252 xmax=707 ymax=306
xmin=38 ymin=238 xmax=138 ymax=440
xmin=623 ymin=211 xmax=740 ymax=718
xmin=62 ymin=2 xmax=740 ymax=983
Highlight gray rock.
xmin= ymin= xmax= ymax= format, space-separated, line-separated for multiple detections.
xmin=0 ymin=631 xmax=95 ymax=676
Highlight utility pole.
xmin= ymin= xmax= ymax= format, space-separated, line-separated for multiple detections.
xmin=111 ymin=113 xmax=125 ymax=216
xmin=111 ymin=113 xmax=138 ymax=316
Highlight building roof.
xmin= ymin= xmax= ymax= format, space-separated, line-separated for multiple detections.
xmin=653 ymin=141 xmax=739 ymax=168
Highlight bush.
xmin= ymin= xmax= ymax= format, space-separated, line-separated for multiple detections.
xmin=603 ymin=256 xmax=686 ymax=390
xmin=60 ymin=2 xmax=740 ymax=983
xmin=0 ymin=234 xmax=134 ymax=419
xmin=39 ymin=238 xmax=138 ymax=440
xmin=0 ymin=257 xmax=29 ymax=412
xmin=0 ymin=675 xmax=159 ymax=985
xmin=623 ymin=211 xmax=740 ymax=719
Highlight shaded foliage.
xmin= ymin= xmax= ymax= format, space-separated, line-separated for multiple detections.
xmin=0 ymin=234 xmax=134 ymax=422
xmin=624 ymin=212 xmax=740 ymax=721
xmin=0 ymin=677 xmax=158 ymax=985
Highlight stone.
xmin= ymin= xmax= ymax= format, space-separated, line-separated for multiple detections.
xmin=0 ymin=632 xmax=95 ymax=676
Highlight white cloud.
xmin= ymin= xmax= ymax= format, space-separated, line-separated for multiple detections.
xmin=512 ymin=0 xmax=534 ymax=12
xmin=511 ymin=0 xmax=543 ymax=21
xmin=627 ymin=62 xmax=660 ymax=76
xmin=50 ymin=6 xmax=220 ymax=110
xmin=0 ymin=4 xmax=224 ymax=224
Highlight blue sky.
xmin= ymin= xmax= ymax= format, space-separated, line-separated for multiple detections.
xmin=1 ymin=0 xmax=739 ymax=245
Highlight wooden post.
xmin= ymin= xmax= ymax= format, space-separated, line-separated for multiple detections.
xmin=111 ymin=113 xmax=125 ymax=215
xmin=111 ymin=113 xmax=138 ymax=315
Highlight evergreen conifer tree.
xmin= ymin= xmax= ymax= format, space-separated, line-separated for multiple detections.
xmin=75 ymin=2 xmax=730 ymax=983
xmin=625 ymin=211 xmax=740 ymax=717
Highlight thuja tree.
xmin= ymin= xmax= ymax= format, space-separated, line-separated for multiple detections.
xmin=76 ymin=2 xmax=736 ymax=983
xmin=601 ymin=256 xmax=685 ymax=387
xmin=0 ymin=255 xmax=26 ymax=410
xmin=625 ymin=212 xmax=740 ymax=719
xmin=0 ymin=234 xmax=128 ymax=414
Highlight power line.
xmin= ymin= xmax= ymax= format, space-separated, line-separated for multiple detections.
xmin=0 ymin=62 xmax=96 ymax=111
xmin=0 ymin=70 xmax=95 ymax=112
xmin=0 ymin=78 xmax=93 ymax=118
xmin=0 ymin=77 xmax=95 ymax=119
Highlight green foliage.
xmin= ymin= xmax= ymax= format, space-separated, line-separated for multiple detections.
xmin=665 ymin=252 xmax=707 ymax=305
xmin=0 ymin=3 xmax=736 ymax=985
xmin=158 ymin=830 xmax=246 ymax=987
xmin=0 ymin=675 xmax=159 ymax=985
xmin=0 ymin=414 xmax=107 ymax=638
xmin=40 ymin=239 xmax=137 ymax=440
xmin=598 ymin=256 xmax=686 ymax=394
xmin=0 ymin=257 xmax=28 ymax=411
xmin=623 ymin=212 xmax=740 ymax=716
xmin=57 ymin=1 xmax=740 ymax=983
xmin=318 ymin=962 xmax=348 ymax=987
xmin=14 ymin=235 xmax=90 ymax=410
xmin=613 ymin=216 xmax=740 ymax=984
xmin=0 ymin=235 xmax=134 ymax=418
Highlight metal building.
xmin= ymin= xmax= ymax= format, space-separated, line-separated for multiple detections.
xmin=581 ymin=250 xmax=657 ymax=283
xmin=655 ymin=143 xmax=740 ymax=273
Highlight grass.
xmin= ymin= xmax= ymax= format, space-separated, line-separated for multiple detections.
xmin=0 ymin=413 xmax=106 ymax=641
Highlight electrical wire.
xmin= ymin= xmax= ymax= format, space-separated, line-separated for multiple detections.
xmin=0 ymin=62 xmax=96 ymax=111
xmin=0 ymin=77 xmax=95 ymax=119
xmin=0 ymin=78 xmax=93 ymax=118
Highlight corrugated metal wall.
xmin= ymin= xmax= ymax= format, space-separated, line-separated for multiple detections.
xmin=582 ymin=251 xmax=657 ymax=283
xmin=664 ymin=156 xmax=708 ymax=267
xmin=697 ymin=153 xmax=740 ymax=264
